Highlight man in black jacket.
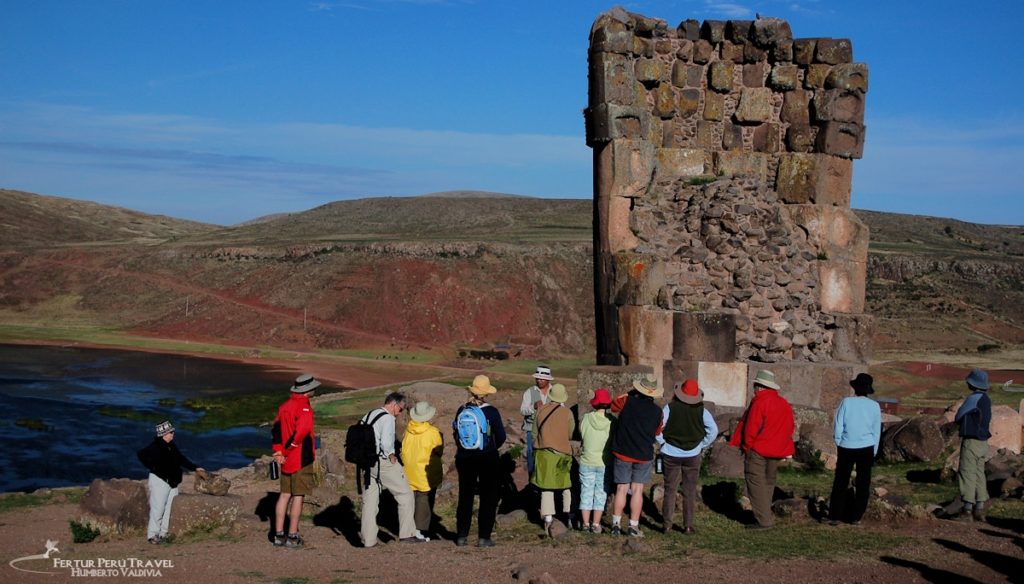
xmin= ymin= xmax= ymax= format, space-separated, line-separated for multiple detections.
xmin=137 ymin=421 xmax=203 ymax=544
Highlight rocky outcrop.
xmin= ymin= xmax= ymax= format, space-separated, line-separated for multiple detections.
xmin=79 ymin=478 xmax=149 ymax=531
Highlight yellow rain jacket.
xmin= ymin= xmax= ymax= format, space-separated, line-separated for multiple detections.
xmin=401 ymin=420 xmax=444 ymax=492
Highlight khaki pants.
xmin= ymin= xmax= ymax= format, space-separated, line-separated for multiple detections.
xmin=540 ymin=489 xmax=571 ymax=517
xmin=361 ymin=458 xmax=416 ymax=546
xmin=744 ymin=451 xmax=779 ymax=527
xmin=958 ymin=438 xmax=989 ymax=506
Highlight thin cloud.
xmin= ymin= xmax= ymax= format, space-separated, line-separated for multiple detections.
xmin=703 ymin=1 xmax=753 ymax=18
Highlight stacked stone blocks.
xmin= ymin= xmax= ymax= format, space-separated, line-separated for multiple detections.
xmin=586 ymin=9 xmax=870 ymax=408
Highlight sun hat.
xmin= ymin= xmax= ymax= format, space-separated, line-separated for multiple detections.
xmin=965 ymin=368 xmax=989 ymax=391
xmin=291 ymin=373 xmax=321 ymax=393
xmin=155 ymin=420 xmax=175 ymax=436
xmin=674 ymin=379 xmax=703 ymax=404
xmin=468 ymin=374 xmax=497 ymax=396
xmin=409 ymin=401 xmax=437 ymax=422
xmin=549 ymin=383 xmax=569 ymax=404
xmin=850 ymin=373 xmax=875 ymax=395
xmin=590 ymin=387 xmax=612 ymax=408
xmin=752 ymin=369 xmax=780 ymax=390
xmin=632 ymin=373 xmax=664 ymax=398
xmin=533 ymin=365 xmax=554 ymax=381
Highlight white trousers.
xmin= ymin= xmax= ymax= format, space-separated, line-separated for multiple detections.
xmin=147 ymin=473 xmax=178 ymax=539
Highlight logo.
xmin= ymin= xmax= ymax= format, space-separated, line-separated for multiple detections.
xmin=9 ymin=539 xmax=60 ymax=574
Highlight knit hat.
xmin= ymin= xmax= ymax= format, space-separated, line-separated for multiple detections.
xmin=291 ymin=373 xmax=321 ymax=393
xmin=674 ymin=379 xmax=703 ymax=404
xmin=533 ymin=365 xmax=554 ymax=381
xmin=590 ymin=387 xmax=612 ymax=408
xmin=468 ymin=374 xmax=497 ymax=396
xmin=965 ymin=368 xmax=989 ymax=391
xmin=155 ymin=420 xmax=175 ymax=437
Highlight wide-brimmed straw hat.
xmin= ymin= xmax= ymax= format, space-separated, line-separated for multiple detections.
xmin=533 ymin=365 xmax=554 ymax=381
xmin=965 ymin=368 xmax=989 ymax=391
xmin=590 ymin=387 xmax=612 ymax=408
xmin=674 ymin=379 xmax=703 ymax=404
xmin=549 ymin=383 xmax=568 ymax=404
xmin=850 ymin=373 xmax=875 ymax=395
xmin=752 ymin=369 xmax=780 ymax=390
xmin=468 ymin=374 xmax=497 ymax=396
xmin=155 ymin=420 xmax=175 ymax=436
xmin=291 ymin=373 xmax=321 ymax=393
xmin=409 ymin=401 xmax=437 ymax=422
xmin=632 ymin=373 xmax=664 ymax=398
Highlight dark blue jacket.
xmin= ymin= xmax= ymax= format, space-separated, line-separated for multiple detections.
xmin=955 ymin=391 xmax=992 ymax=440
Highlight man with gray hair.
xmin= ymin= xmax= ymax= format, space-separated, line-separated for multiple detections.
xmin=360 ymin=392 xmax=422 ymax=546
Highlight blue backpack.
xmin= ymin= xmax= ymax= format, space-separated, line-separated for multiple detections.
xmin=455 ymin=404 xmax=490 ymax=450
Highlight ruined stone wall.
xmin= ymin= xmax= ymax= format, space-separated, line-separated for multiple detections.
xmin=585 ymin=8 xmax=871 ymax=410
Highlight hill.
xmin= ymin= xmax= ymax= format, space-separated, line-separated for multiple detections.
xmin=0 ymin=188 xmax=1021 ymax=359
xmin=0 ymin=189 xmax=216 ymax=248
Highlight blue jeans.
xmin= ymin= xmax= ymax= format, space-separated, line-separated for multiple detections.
xmin=526 ymin=430 xmax=535 ymax=476
xmin=578 ymin=464 xmax=608 ymax=511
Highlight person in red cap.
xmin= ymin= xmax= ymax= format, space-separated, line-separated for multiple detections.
xmin=656 ymin=379 xmax=718 ymax=534
xmin=578 ymin=388 xmax=615 ymax=533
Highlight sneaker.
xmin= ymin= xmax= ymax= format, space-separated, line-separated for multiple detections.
xmin=272 ymin=532 xmax=286 ymax=547
xmin=590 ymin=524 xmax=602 ymax=535
xmin=627 ymin=525 xmax=643 ymax=538
xmin=399 ymin=537 xmax=426 ymax=544
xmin=455 ymin=537 xmax=469 ymax=547
xmin=147 ymin=536 xmax=162 ymax=545
xmin=477 ymin=538 xmax=495 ymax=548
xmin=610 ymin=525 xmax=622 ymax=536
xmin=972 ymin=508 xmax=986 ymax=523
xmin=953 ymin=509 xmax=974 ymax=523
xmin=285 ymin=534 xmax=304 ymax=549
xmin=827 ymin=519 xmax=840 ymax=527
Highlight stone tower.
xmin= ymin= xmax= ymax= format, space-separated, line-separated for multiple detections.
xmin=585 ymin=9 xmax=871 ymax=412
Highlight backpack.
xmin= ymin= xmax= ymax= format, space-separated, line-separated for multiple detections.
xmin=455 ymin=404 xmax=490 ymax=450
xmin=344 ymin=410 xmax=388 ymax=468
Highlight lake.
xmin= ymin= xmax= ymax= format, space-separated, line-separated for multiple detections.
xmin=0 ymin=344 xmax=301 ymax=493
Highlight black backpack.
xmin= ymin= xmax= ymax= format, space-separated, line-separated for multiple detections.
xmin=344 ymin=410 xmax=387 ymax=490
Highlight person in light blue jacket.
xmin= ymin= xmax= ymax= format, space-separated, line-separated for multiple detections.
xmin=827 ymin=373 xmax=881 ymax=525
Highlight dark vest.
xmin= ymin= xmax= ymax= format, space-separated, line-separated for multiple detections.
xmin=610 ymin=392 xmax=662 ymax=461
xmin=662 ymin=401 xmax=705 ymax=451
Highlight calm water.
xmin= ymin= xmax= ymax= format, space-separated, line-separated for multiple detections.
xmin=0 ymin=344 xmax=299 ymax=492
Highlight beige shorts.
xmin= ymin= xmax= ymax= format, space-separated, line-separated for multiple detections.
xmin=280 ymin=464 xmax=314 ymax=496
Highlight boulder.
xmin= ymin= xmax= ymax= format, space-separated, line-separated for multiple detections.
xmin=193 ymin=470 xmax=231 ymax=496
xmin=794 ymin=422 xmax=837 ymax=470
xmin=879 ymin=417 xmax=944 ymax=463
xmin=990 ymin=405 xmax=1023 ymax=454
xmin=706 ymin=438 xmax=744 ymax=478
xmin=319 ymin=449 xmax=344 ymax=475
xmin=771 ymin=497 xmax=808 ymax=519
xmin=167 ymin=493 xmax=242 ymax=536
xmin=79 ymin=478 xmax=148 ymax=531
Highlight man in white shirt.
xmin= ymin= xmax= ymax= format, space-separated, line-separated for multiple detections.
xmin=360 ymin=392 xmax=421 ymax=547
xmin=520 ymin=365 xmax=553 ymax=475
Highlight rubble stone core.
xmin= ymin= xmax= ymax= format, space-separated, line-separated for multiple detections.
xmin=585 ymin=9 xmax=871 ymax=407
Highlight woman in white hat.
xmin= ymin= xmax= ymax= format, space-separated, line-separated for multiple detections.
xmin=402 ymin=401 xmax=443 ymax=541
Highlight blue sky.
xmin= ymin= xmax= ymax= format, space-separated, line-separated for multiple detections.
xmin=1 ymin=0 xmax=1022 ymax=226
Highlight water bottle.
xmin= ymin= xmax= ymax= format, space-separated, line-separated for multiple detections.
xmin=654 ymin=454 xmax=663 ymax=475
xmin=269 ymin=460 xmax=280 ymax=480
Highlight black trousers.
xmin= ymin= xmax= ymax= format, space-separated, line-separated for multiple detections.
xmin=828 ymin=445 xmax=874 ymax=522
xmin=455 ymin=452 xmax=499 ymax=539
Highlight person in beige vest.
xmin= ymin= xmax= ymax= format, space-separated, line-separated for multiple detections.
xmin=529 ymin=383 xmax=575 ymax=537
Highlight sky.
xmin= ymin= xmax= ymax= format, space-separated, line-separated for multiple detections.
xmin=1 ymin=0 xmax=1022 ymax=226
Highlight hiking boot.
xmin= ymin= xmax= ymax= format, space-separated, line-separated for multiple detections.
xmin=590 ymin=524 xmax=602 ymax=535
xmin=272 ymin=532 xmax=286 ymax=547
xmin=827 ymin=519 xmax=840 ymax=527
xmin=610 ymin=525 xmax=622 ymax=536
xmin=147 ymin=536 xmax=162 ymax=545
xmin=284 ymin=534 xmax=304 ymax=549
xmin=682 ymin=526 xmax=696 ymax=535
xmin=954 ymin=509 xmax=974 ymax=523
xmin=627 ymin=525 xmax=643 ymax=538
xmin=973 ymin=506 xmax=986 ymax=522
xmin=455 ymin=537 xmax=469 ymax=547
xmin=477 ymin=538 xmax=495 ymax=548
xmin=662 ymin=523 xmax=673 ymax=535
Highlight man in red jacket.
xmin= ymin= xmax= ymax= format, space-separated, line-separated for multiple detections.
xmin=729 ymin=369 xmax=794 ymax=529
xmin=272 ymin=373 xmax=319 ymax=548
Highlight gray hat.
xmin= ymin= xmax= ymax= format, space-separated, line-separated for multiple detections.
xmin=291 ymin=373 xmax=321 ymax=393
xmin=155 ymin=420 xmax=175 ymax=436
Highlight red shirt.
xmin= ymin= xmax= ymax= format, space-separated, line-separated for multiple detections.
xmin=729 ymin=388 xmax=795 ymax=459
xmin=273 ymin=393 xmax=316 ymax=474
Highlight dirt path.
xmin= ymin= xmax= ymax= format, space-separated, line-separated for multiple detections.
xmin=2 ymin=499 xmax=1021 ymax=584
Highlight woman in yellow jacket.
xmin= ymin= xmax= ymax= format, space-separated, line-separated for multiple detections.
xmin=402 ymin=401 xmax=444 ymax=541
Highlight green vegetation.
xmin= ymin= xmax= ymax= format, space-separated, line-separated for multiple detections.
xmin=98 ymin=406 xmax=164 ymax=423
xmin=481 ymin=357 xmax=595 ymax=381
xmin=276 ymin=577 xmax=311 ymax=584
xmin=0 ymin=488 xmax=86 ymax=513
xmin=688 ymin=176 xmax=718 ymax=186
xmin=69 ymin=519 xmax=101 ymax=543
xmin=15 ymin=418 xmax=51 ymax=432
xmin=314 ymin=391 xmax=394 ymax=429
